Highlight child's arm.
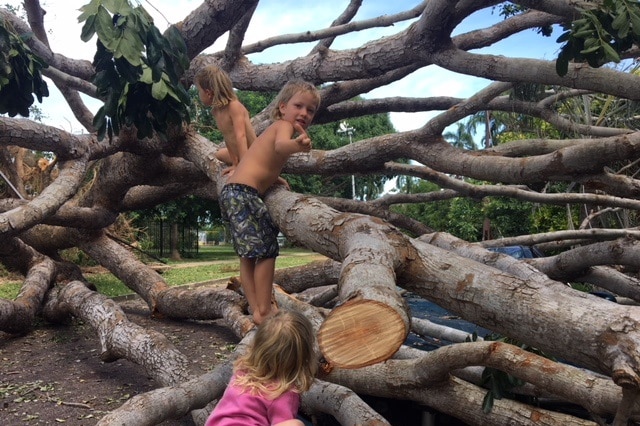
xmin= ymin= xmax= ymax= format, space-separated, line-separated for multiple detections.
xmin=215 ymin=147 xmax=232 ymax=164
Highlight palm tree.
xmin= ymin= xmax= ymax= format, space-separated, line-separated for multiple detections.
xmin=443 ymin=122 xmax=477 ymax=150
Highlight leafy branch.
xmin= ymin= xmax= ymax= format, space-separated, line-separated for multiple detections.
xmin=79 ymin=0 xmax=190 ymax=140
xmin=556 ymin=0 xmax=640 ymax=76
xmin=467 ymin=333 xmax=551 ymax=413
xmin=0 ymin=16 xmax=48 ymax=117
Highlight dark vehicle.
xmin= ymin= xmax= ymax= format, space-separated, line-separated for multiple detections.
xmin=488 ymin=245 xmax=545 ymax=259
xmin=488 ymin=245 xmax=617 ymax=302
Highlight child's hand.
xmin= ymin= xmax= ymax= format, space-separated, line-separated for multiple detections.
xmin=276 ymin=176 xmax=290 ymax=190
xmin=293 ymin=123 xmax=312 ymax=152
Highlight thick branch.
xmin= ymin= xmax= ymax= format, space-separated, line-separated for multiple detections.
xmin=0 ymin=159 xmax=88 ymax=237
xmin=0 ymin=238 xmax=54 ymax=334
xmin=43 ymin=281 xmax=192 ymax=385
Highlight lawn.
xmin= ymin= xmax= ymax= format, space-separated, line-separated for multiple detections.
xmin=0 ymin=245 xmax=326 ymax=299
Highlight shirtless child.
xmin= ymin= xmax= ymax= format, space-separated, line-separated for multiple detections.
xmin=194 ymin=65 xmax=257 ymax=173
xmin=218 ymin=80 xmax=320 ymax=324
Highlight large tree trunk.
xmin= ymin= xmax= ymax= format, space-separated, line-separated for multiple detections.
xmin=5 ymin=1 xmax=640 ymax=424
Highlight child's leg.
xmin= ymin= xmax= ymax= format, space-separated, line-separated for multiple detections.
xmin=215 ymin=147 xmax=231 ymax=164
xmin=239 ymin=257 xmax=258 ymax=316
xmin=252 ymin=257 xmax=277 ymax=325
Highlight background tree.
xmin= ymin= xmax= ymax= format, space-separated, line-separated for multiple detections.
xmin=5 ymin=1 xmax=640 ymax=425
xmin=443 ymin=121 xmax=476 ymax=150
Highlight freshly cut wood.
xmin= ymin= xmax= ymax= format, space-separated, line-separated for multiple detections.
xmin=317 ymin=298 xmax=407 ymax=369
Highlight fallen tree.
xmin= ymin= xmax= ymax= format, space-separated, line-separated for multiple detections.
xmin=3 ymin=0 xmax=640 ymax=424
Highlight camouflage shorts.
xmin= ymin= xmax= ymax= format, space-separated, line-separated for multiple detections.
xmin=219 ymin=183 xmax=280 ymax=259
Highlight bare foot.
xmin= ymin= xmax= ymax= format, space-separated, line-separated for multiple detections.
xmin=253 ymin=311 xmax=266 ymax=325
xmin=252 ymin=304 xmax=278 ymax=326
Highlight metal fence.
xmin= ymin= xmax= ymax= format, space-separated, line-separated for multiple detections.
xmin=138 ymin=219 xmax=199 ymax=258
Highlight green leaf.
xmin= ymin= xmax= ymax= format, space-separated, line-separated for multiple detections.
xmin=78 ymin=0 xmax=102 ymax=23
xmin=162 ymin=82 xmax=181 ymax=103
xmin=164 ymin=26 xmax=189 ymax=69
xmin=146 ymin=27 xmax=163 ymax=68
xmin=482 ymin=392 xmax=494 ymax=414
xmin=95 ymin=7 xmax=118 ymax=46
xmin=572 ymin=18 xmax=588 ymax=27
xmin=151 ymin=79 xmax=168 ymax=100
xmin=630 ymin=10 xmax=640 ymax=36
xmin=108 ymin=0 xmax=134 ymax=16
xmin=555 ymin=55 xmax=569 ymax=77
xmin=175 ymin=84 xmax=191 ymax=105
xmin=556 ymin=31 xmax=571 ymax=43
xmin=115 ymin=27 xmax=144 ymax=66
xmin=617 ymin=23 xmax=629 ymax=39
xmin=583 ymin=37 xmax=599 ymax=49
xmin=135 ymin=7 xmax=154 ymax=30
xmin=80 ymin=14 xmax=97 ymax=42
xmin=573 ymin=28 xmax=595 ymax=38
xmin=102 ymin=0 xmax=119 ymax=14
xmin=139 ymin=66 xmax=153 ymax=84
xmin=611 ymin=10 xmax=628 ymax=31
xmin=601 ymin=42 xmax=620 ymax=63
xmin=114 ymin=57 xmax=142 ymax=82
xmin=580 ymin=44 xmax=601 ymax=54
xmin=93 ymin=106 xmax=107 ymax=140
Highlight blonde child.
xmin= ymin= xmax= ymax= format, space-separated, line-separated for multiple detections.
xmin=219 ymin=80 xmax=320 ymax=325
xmin=205 ymin=309 xmax=317 ymax=426
xmin=194 ymin=65 xmax=257 ymax=172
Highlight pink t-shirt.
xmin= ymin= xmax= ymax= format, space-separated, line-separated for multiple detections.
xmin=205 ymin=373 xmax=300 ymax=426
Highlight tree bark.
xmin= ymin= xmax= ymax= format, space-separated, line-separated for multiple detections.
xmin=5 ymin=1 xmax=640 ymax=424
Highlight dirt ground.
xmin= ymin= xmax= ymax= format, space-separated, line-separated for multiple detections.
xmin=0 ymin=295 xmax=239 ymax=426
xmin=0 ymin=259 xmax=461 ymax=426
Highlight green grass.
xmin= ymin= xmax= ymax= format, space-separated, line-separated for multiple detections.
xmin=165 ymin=245 xmax=240 ymax=263
xmin=0 ymin=282 xmax=21 ymax=300
xmin=0 ymin=246 xmax=324 ymax=299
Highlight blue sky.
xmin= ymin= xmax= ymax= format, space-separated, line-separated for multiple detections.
xmin=9 ymin=1 xmax=561 ymax=133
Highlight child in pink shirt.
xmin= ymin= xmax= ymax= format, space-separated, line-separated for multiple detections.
xmin=206 ymin=310 xmax=317 ymax=426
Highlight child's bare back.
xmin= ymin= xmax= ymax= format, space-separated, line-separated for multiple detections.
xmin=212 ymin=99 xmax=256 ymax=166
xmin=194 ymin=65 xmax=255 ymax=168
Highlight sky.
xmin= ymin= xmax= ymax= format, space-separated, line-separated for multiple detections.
xmin=7 ymin=0 xmax=562 ymax=133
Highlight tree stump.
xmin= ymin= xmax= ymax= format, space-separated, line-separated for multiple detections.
xmin=317 ymin=299 xmax=407 ymax=369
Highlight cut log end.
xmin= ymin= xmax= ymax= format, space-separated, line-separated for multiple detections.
xmin=317 ymin=299 xmax=407 ymax=369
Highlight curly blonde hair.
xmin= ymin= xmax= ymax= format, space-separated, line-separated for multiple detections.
xmin=194 ymin=65 xmax=237 ymax=108
xmin=270 ymin=80 xmax=321 ymax=121
xmin=233 ymin=309 xmax=317 ymax=398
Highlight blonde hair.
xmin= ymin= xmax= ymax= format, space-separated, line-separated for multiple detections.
xmin=194 ymin=65 xmax=237 ymax=108
xmin=233 ymin=309 xmax=317 ymax=398
xmin=270 ymin=80 xmax=321 ymax=121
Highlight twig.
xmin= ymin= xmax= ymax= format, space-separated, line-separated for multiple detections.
xmin=47 ymin=397 xmax=92 ymax=410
